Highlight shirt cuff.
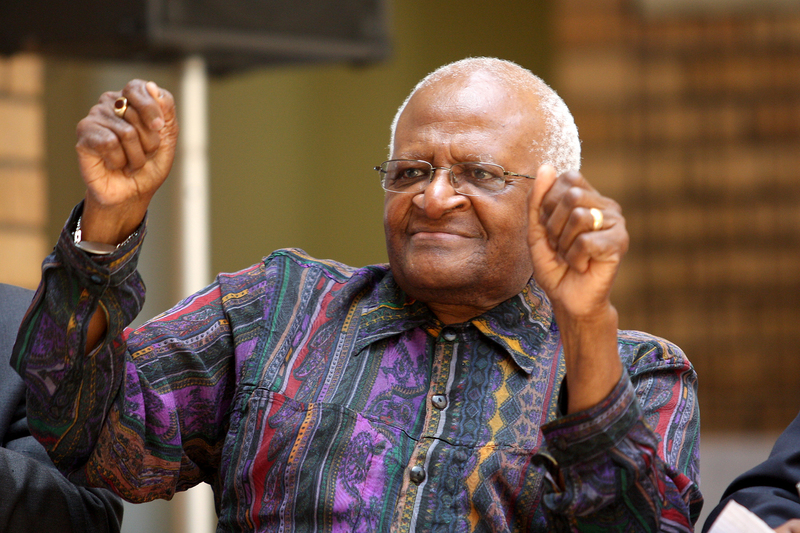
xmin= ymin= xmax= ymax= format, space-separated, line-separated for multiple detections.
xmin=55 ymin=201 xmax=147 ymax=290
xmin=539 ymin=371 xmax=641 ymax=467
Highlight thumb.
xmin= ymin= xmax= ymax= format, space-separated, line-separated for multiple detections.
xmin=527 ymin=164 xmax=558 ymax=238
xmin=145 ymin=81 xmax=177 ymax=134
xmin=527 ymin=165 xmax=564 ymax=289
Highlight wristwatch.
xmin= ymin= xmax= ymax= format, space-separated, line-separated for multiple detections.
xmin=73 ymin=216 xmax=137 ymax=255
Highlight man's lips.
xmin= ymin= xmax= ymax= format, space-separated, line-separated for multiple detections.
xmin=409 ymin=227 xmax=477 ymax=240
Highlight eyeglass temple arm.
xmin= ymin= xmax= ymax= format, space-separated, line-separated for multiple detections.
xmin=505 ymin=171 xmax=535 ymax=180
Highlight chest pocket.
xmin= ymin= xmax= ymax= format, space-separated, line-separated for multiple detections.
xmin=218 ymin=388 xmax=414 ymax=532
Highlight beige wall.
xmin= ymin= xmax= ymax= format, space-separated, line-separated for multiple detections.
xmin=0 ymin=54 xmax=47 ymax=289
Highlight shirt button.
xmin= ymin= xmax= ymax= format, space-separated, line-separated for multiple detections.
xmin=442 ymin=330 xmax=457 ymax=342
xmin=431 ymin=394 xmax=447 ymax=410
xmin=409 ymin=465 xmax=426 ymax=484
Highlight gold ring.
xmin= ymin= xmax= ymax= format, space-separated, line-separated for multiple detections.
xmin=113 ymin=96 xmax=128 ymax=119
xmin=590 ymin=207 xmax=604 ymax=231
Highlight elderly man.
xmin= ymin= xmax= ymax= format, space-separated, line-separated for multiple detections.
xmin=12 ymin=57 xmax=701 ymax=531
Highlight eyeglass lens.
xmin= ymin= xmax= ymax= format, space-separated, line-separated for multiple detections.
xmin=379 ymin=160 xmax=507 ymax=195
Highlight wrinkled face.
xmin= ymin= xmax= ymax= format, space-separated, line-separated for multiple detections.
xmin=384 ymin=72 xmax=544 ymax=310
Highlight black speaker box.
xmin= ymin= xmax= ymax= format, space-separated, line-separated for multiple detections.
xmin=0 ymin=0 xmax=390 ymax=74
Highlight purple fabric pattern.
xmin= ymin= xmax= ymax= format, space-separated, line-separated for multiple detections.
xmin=12 ymin=207 xmax=702 ymax=531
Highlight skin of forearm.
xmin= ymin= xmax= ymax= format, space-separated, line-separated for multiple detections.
xmin=553 ymin=304 xmax=623 ymax=414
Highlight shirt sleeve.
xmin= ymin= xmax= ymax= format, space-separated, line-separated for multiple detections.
xmin=1 ymin=399 xmax=124 ymax=532
xmin=534 ymin=334 xmax=702 ymax=532
xmin=1 ymin=282 xmax=123 ymax=533
xmin=11 ymin=203 xmax=239 ymax=502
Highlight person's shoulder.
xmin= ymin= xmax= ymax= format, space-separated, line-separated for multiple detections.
xmin=261 ymin=248 xmax=390 ymax=283
xmin=617 ymin=329 xmax=692 ymax=370
xmin=0 ymin=284 xmax=34 ymax=365
xmin=0 ymin=283 xmax=34 ymax=327
xmin=0 ymin=283 xmax=34 ymax=303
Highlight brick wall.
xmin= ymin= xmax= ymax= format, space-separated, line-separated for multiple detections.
xmin=0 ymin=53 xmax=47 ymax=289
xmin=553 ymin=0 xmax=800 ymax=431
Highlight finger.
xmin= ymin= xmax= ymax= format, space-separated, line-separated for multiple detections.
xmin=539 ymin=170 xmax=592 ymax=217
xmin=96 ymin=97 xmax=151 ymax=171
xmin=78 ymin=91 xmax=157 ymax=174
xmin=117 ymin=83 xmax=163 ymax=156
xmin=147 ymin=81 xmax=177 ymax=129
xmin=527 ymin=165 xmax=558 ymax=245
xmin=545 ymin=184 xmax=600 ymax=251
xmin=775 ymin=519 xmax=800 ymax=533
xmin=529 ymin=165 xmax=557 ymax=216
xmin=123 ymin=80 xmax=165 ymax=132
xmin=527 ymin=165 xmax=560 ymax=267
xmin=555 ymin=204 xmax=609 ymax=256
xmin=109 ymin=106 xmax=152 ymax=171
xmin=561 ymin=219 xmax=628 ymax=274
xmin=76 ymin=114 xmax=130 ymax=172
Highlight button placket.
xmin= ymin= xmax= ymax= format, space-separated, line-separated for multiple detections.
xmin=431 ymin=394 xmax=447 ymax=410
xmin=431 ymin=329 xmax=457 ymax=411
xmin=404 ymin=329 xmax=457 ymax=493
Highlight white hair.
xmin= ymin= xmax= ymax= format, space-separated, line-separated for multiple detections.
xmin=389 ymin=57 xmax=581 ymax=175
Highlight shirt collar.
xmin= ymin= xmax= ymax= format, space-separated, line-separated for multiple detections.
xmin=469 ymin=279 xmax=555 ymax=375
xmin=354 ymin=273 xmax=555 ymax=375
xmin=353 ymin=270 xmax=435 ymax=354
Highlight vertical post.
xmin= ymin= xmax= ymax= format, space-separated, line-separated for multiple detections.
xmin=175 ymin=54 xmax=215 ymax=533
xmin=178 ymin=54 xmax=211 ymax=297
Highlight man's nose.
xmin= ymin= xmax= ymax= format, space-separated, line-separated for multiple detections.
xmin=413 ymin=168 xmax=469 ymax=217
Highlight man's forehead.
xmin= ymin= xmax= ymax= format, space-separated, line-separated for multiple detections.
xmin=394 ymin=81 xmax=541 ymax=158
xmin=399 ymin=72 xmax=539 ymax=132
xmin=395 ymin=144 xmax=497 ymax=163
xmin=415 ymin=71 xmax=527 ymax=107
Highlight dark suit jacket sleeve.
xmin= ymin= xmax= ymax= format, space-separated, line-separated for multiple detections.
xmin=1 ymin=283 xmax=123 ymax=533
xmin=703 ymin=411 xmax=800 ymax=531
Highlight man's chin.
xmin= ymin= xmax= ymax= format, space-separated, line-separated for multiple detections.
xmin=392 ymin=264 xmax=474 ymax=299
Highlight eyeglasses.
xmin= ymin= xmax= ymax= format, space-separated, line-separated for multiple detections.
xmin=374 ymin=159 xmax=535 ymax=197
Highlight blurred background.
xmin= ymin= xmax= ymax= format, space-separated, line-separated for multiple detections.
xmin=1 ymin=0 xmax=799 ymax=530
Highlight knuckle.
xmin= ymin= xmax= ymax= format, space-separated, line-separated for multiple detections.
xmin=125 ymin=78 xmax=146 ymax=92
xmin=567 ymin=207 xmax=584 ymax=227
xmin=89 ymin=103 xmax=110 ymax=119
xmin=561 ymin=170 xmax=584 ymax=186
xmin=118 ymin=124 xmax=139 ymax=143
xmin=92 ymin=130 xmax=122 ymax=153
xmin=99 ymin=91 xmax=117 ymax=103
xmin=76 ymin=117 xmax=92 ymax=135
xmin=564 ymin=186 xmax=585 ymax=206
xmin=143 ymin=139 xmax=161 ymax=157
xmin=574 ymin=232 xmax=591 ymax=251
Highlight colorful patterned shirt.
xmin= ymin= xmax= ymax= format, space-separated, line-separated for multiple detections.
xmin=12 ymin=209 xmax=702 ymax=532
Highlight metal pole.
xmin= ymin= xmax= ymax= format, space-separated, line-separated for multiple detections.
xmin=176 ymin=54 xmax=215 ymax=533
xmin=178 ymin=54 xmax=211 ymax=297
